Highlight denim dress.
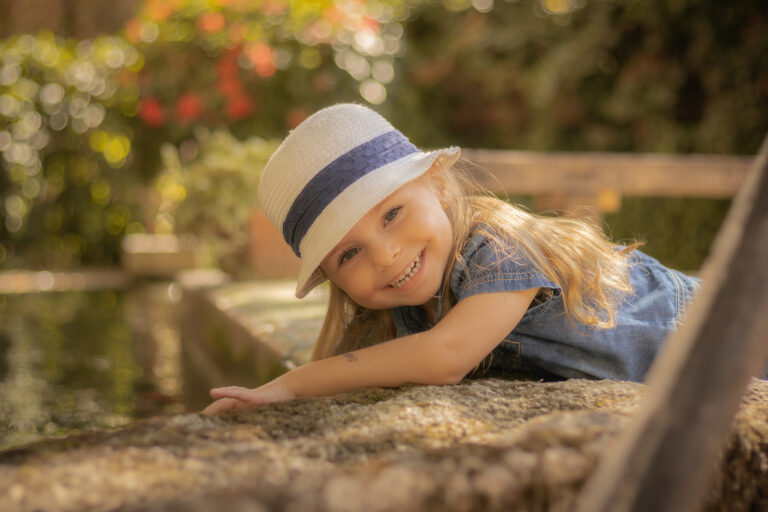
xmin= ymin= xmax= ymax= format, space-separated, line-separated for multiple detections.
xmin=390 ymin=232 xmax=704 ymax=383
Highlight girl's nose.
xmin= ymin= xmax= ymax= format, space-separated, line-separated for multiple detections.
xmin=371 ymin=237 xmax=400 ymax=270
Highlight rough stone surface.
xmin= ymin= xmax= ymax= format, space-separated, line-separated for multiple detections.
xmin=0 ymin=378 xmax=766 ymax=512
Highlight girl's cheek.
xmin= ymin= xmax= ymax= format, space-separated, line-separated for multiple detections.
xmin=335 ymin=265 xmax=360 ymax=289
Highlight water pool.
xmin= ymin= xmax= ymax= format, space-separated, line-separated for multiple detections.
xmin=0 ymin=283 xmax=189 ymax=450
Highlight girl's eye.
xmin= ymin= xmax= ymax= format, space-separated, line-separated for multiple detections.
xmin=383 ymin=207 xmax=400 ymax=225
xmin=339 ymin=247 xmax=360 ymax=265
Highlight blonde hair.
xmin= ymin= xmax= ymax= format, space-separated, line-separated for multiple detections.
xmin=310 ymin=161 xmax=635 ymax=362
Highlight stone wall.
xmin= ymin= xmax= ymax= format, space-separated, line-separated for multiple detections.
xmin=0 ymin=378 xmax=766 ymax=511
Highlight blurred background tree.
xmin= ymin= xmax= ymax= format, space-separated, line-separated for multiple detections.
xmin=0 ymin=0 xmax=765 ymax=271
xmin=121 ymin=0 xmax=405 ymax=178
xmin=0 ymin=34 xmax=143 ymax=267
xmin=155 ymin=130 xmax=278 ymax=273
xmin=391 ymin=0 xmax=766 ymax=154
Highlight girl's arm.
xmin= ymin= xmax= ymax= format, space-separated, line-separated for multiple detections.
xmin=202 ymin=287 xmax=539 ymax=415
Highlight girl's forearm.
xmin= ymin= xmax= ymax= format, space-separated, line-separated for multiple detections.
xmin=278 ymin=331 xmax=459 ymax=398
xmin=204 ymin=291 xmax=538 ymax=415
xmin=277 ymin=290 xmax=539 ymax=398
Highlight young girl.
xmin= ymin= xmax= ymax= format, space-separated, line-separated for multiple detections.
xmin=203 ymin=103 xmax=701 ymax=415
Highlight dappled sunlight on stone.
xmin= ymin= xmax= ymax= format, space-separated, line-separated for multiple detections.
xmin=0 ymin=379 xmax=765 ymax=511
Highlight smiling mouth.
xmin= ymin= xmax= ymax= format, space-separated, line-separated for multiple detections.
xmin=388 ymin=251 xmax=423 ymax=288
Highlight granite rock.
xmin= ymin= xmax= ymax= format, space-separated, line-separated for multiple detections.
xmin=0 ymin=378 xmax=766 ymax=512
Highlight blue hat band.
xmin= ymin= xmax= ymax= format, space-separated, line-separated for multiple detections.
xmin=282 ymin=129 xmax=419 ymax=257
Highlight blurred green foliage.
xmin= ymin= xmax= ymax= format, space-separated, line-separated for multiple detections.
xmin=604 ymin=196 xmax=731 ymax=271
xmin=0 ymin=33 xmax=144 ymax=268
xmin=391 ymin=0 xmax=767 ymax=155
xmin=155 ymin=130 xmax=279 ymax=273
xmin=0 ymin=0 xmax=765 ymax=271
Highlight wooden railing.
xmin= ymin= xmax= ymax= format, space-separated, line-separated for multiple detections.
xmin=462 ymin=149 xmax=752 ymax=216
xmin=574 ymin=137 xmax=768 ymax=511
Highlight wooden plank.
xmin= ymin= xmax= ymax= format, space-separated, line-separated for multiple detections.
xmin=462 ymin=149 xmax=751 ymax=198
xmin=532 ymin=192 xmax=605 ymax=221
xmin=574 ymin=136 xmax=768 ymax=512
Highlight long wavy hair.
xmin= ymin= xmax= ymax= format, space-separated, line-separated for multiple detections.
xmin=310 ymin=160 xmax=636 ymax=362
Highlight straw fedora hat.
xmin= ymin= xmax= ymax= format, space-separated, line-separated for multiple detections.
xmin=257 ymin=103 xmax=461 ymax=298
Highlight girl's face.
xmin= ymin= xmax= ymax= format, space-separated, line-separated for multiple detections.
xmin=320 ymin=168 xmax=453 ymax=310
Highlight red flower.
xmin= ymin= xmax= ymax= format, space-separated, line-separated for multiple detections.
xmin=361 ymin=16 xmax=381 ymax=33
xmin=226 ymin=95 xmax=255 ymax=120
xmin=246 ymin=43 xmax=276 ymax=78
xmin=124 ymin=19 xmax=143 ymax=44
xmin=228 ymin=22 xmax=247 ymax=44
xmin=217 ymin=77 xmax=243 ymax=96
xmin=216 ymin=50 xmax=240 ymax=80
xmin=322 ymin=6 xmax=344 ymax=24
xmin=139 ymin=97 xmax=166 ymax=127
xmin=176 ymin=92 xmax=204 ymax=122
xmin=198 ymin=12 xmax=226 ymax=33
xmin=262 ymin=0 xmax=287 ymax=15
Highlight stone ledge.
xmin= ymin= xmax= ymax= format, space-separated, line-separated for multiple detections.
xmin=0 ymin=378 xmax=765 ymax=511
xmin=175 ymin=275 xmax=326 ymax=408
xmin=0 ymin=269 xmax=131 ymax=294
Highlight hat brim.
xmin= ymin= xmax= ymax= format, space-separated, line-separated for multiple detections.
xmin=294 ymin=146 xmax=461 ymax=298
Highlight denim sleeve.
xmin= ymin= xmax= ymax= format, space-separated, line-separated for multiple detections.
xmin=451 ymin=232 xmax=559 ymax=302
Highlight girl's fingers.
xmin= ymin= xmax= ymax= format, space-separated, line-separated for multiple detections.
xmin=209 ymin=386 xmax=251 ymax=400
xmin=201 ymin=398 xmax=226 ymax=416
xmin=202 ymin=397 xmax=241 ymax=416
xmin=205 ymin=382 xmax=293 ymax=414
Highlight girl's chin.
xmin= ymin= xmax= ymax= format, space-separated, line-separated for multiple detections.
xmin=388 ymin=277 xmax=442 ymax=307
xmin=355 ymin=284 xmax=439 ymax=310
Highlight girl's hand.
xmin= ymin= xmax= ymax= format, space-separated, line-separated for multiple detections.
xmin=201 ymin=380 xmax=296 ymax=415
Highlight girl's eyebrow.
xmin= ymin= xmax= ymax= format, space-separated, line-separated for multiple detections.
xmin=372 ymin=189 xmax=403 ymax=215
xmin=378 ymin=182 xmax=408 ymax=207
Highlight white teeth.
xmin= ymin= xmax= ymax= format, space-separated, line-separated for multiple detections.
xmin=389 ymin=252 xmax=423 ymax=288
